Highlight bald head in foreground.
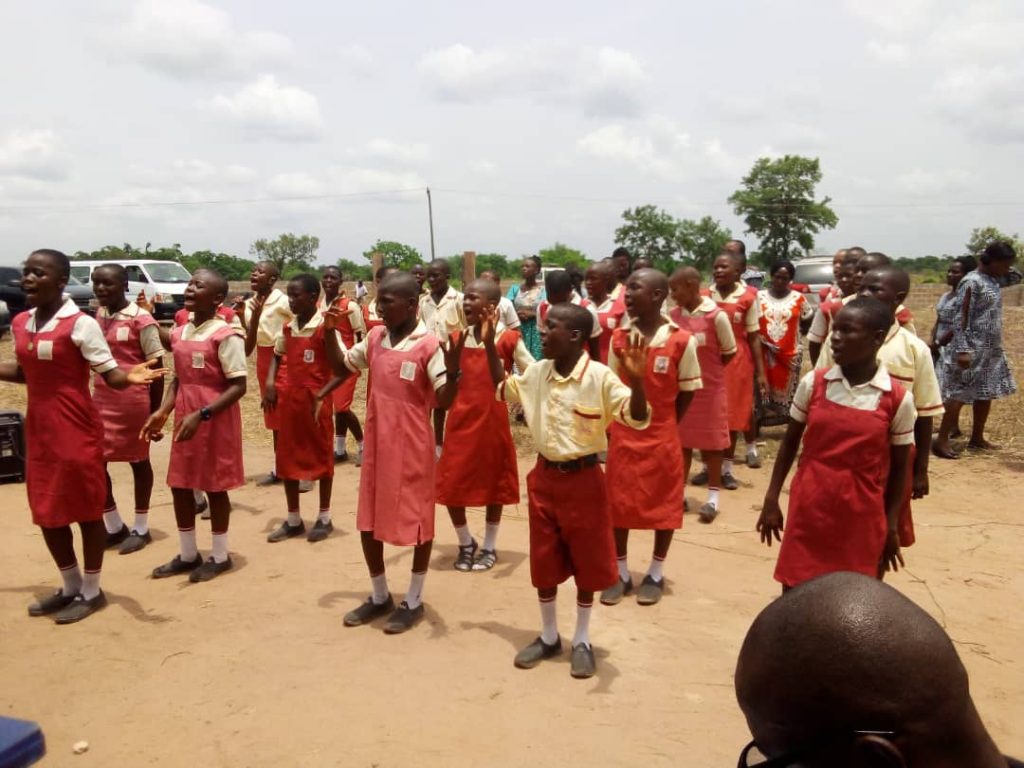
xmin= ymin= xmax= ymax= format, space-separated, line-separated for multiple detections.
xmin=735 ymin=572 xmax=1021 ymax=768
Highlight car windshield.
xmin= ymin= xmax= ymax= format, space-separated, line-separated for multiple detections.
xmin=793 ymin=263 xmax=834 ymax=286
xmin=144 ymin=262 xmax=192 ymax=283
xmin=70 ymin=266 xmax=91 ymax=281
xmin=67 ymin=275 xmax=85 ymax=286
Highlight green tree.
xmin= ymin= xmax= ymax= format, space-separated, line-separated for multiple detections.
xmin=728 ymin=155 xmax=838 ymax=264
xmin=615 ymin=205 xmax=683 ymax=265
xmin=249 ymin=233 xmax=320 ymax=272
xmin=335 ymin=258 xmax=372 ymax=281
xmin=362 ymin=240 xmax=424 ymax=271
xmin=537 ymin=242 xmax=587 ymax=267
xmin=474 ymin=253 xmax=514 ymax=277
xmin=182 ymin=251 xmax=255 ymax=281
xmin=966 ymin=226 xmax=1023 ymax=259
xmin=677 ymin=216 xmax=733 ymax=273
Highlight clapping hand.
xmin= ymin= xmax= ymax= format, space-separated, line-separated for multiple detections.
xmin=479 ymin=305 xmax=498 ymax=346
xmin=127 ymin=358 xmax=168 ymax=385
xmin=620 ymin=334 xmax=649 ymax=385
xmin=440 ymin=332 xmax=467 ymax=374
xmin=136 ymin=290 xmax=154 ymax=313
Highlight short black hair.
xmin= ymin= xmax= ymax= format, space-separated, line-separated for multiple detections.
xmin=525 ymin=255 xmax=542 ymax=270
xmin=550 ymin=302 xmax=593 ymax=337
xmin=375 ymin=266 xmax=397 ymax=281
xmin=981 ymin=239 xmax=1017 ymax=265
xmin=428 ymin=259 xmax=450 ymax=275
xmin=194 ymin=268 xmax=228 ymax=299
xmin=611 ymin=246 xmax=631 ymax=261
xmin=322 ymin=265 xmax=341 ymax=277
xmin=379 ymin=271 xmax=420 ymax=300
xmin=839 ymin=296 xmax=892 ymax=335
xmin=544 ymin=269 xmax=573 ymax=297
xmin=726 ymin=238 xmax=746 ymax=256
xmin=290 ymin=273 xmax=321 ymax=298
xmin=256 ymin=260 xmax=281 ymax=279
xmin=31 ymin=248 xmax=70 ymax=279
xmin=95 ymin=262 xmax=128 ymax=283
xmin=846 ymin=246 xmax=867 ymax=257
xmin=769 ymin=259 xmax=796 ymax=277
xmin=465 ymin=278 xmax=500 ymax=303
xmin=952 ymin=255 xmax=977 ymax=273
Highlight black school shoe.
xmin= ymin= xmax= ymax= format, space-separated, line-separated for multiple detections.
xmin=28 ymin=589 xmax=77 ymax=617
xmin=105 ymin=524 xmax=130 ymax=549
xmin=54 ymin=591 xmax=108 ymax=625
xmin=119 ymin=530 xmax=152 ymax=555
xmin=599 ymin=578 xmax=634 ymax=606
xmin=690 ymin=469 xmax=709 ymax=486
xmin=383 ymin=601 xmax=425 ymax=634
xmin=514 ymin=636 xmax=563 ymax=669
xmin=344 ymin=595 xmax=395 ymax=627
xmin=152 ymin=553 xmax=204 ymax=579
xmin=306 ymin=520 xmax=333 ymax=543
xmin=267 ymin=521 xmax=306 ymax=543
xmin=454 ymin=539 xmax=478 ymax=571
xmin=189 ymin=556 xmax=233 ymax=583
xmin=636 ymin=575 xmax=665 ymax=606
xmin=722 ymin=472 xmax=740 ymax=491
xmin=570 ymin=643 xmax=597 ymax=679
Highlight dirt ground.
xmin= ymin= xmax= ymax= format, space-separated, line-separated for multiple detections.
xmin=1 ymin=285 xmax=1022 ymax=766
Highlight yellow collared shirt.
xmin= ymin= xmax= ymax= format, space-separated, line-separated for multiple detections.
xmin=246 ymin=288 xmax=294 ymax=348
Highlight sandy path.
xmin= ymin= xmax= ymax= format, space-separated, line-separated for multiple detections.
xmin=0 ymin=438 xmax=1021 ymax=767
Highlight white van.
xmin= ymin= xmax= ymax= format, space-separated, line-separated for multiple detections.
xmin=70 ymin=259 xmax=192 ymax=320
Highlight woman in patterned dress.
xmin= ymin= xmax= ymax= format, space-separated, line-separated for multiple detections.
xmin=506 ymin=255 xmax=545 ymax=360
xmin=757 ymin=260 xmax=814 ymax=414
xmin=929 ymin=256 xmax=975 ymax=456
xmin=934 ymin=241 xmax=1017 ymax=458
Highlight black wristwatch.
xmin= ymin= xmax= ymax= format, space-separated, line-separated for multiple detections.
xmin=199 ymin=406 xmax=213 ymax=421
xmin=446 ymin=370 xmax=462 ymax=382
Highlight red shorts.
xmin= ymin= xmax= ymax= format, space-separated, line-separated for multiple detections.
xmin=526 ymin=459 xmax=618 ymax=592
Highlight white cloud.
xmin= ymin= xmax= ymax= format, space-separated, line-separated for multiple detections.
xmin=931 ymin=65 xmax=1024 ymax=143
xmin=0 ymin=129 xmax=70 ymax=181
xmin=472 ymin=160 xmax=498 ymax=175
xmin=338 ymin=44 xmax=375 ymax=76
xmin=266 ymin=172 xmax=326 ymax=198
xmin=363 ymin=139 xmax=429 ymax=164
xmin=866 ymin=40 xmax=910 ymax=63
xmin=895 ymin=167 xmax=975 ymax=196
xmin=418 ymin=42 xmax=649 ymax=117
xmin=209 ymin=75 xmax=324 ymax=141
xmin=845 ymin=0 xmax=934 ymax=34
xmin=119 ymin=0 xmax=291 ymax=79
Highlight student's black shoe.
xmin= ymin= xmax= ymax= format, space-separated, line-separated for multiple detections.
xmin=152 ymin=554 xmax=204 ymax=579
xmin=255 ymin=472 xmax=279 ymax=487
xmin=334 ymin=451 xmax=349 ymax=463
xmin=28 ymin=589 xmax=76 ymax=617
xmin=54 ymin=591 xmax=108 ymax=625
xmin=514 ymin=636 xmax=563 ymax=669
xmin=570 ymin=643 xmax=597 ymax=679
xmin=746 ymin=452 xmax=762 ymax=469
xmin=698 ymin=502 xmax=720 ymax=524
xmin=599 ymin=578 xmax=634 ymax=606
xmin=722 ymin=472 xmax=740 ymax=491
xmin=454 ymin=539 xmax=478 ymax=571
xmin=344 ymin=595 xmax=395 ymax=627
xmin=105 ymin=524 xmax=130 ymax=549
xmin=119 ymin=530 xmax=152 ymax=555
xmin=189 ymin=556 xmax=233 ymax=583
xmin=383 ymin=601 xmax=425 ymax=634
xmin=471 ymin=549 xmax=498 ymax=571
xmin=636 ymin=575 xmax=664 ymax=606
xmin=267 ymin=521 xmax=306 ymax=543
xmin=306 ymin=519 xmax=333 ymax=543
xmin=690 ymin=470 xmax=709 ymax=486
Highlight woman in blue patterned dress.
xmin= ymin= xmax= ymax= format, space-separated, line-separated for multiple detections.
xmin=930 ymin=256 xmax=974 ymax=458
xmin=506 ymin=255 xmax=545 ymax=361
xmin=934 ymin=241 xmax=1018 ymax=458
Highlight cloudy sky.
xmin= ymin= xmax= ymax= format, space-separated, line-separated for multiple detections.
xmin=1 ymin=0 xmax=1021 ymax=266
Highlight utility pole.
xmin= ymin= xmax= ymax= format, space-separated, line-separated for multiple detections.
xmin=426 ymin=187 xmax=436 ymax=261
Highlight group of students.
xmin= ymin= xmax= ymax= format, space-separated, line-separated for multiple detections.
xmin=3 ymin=239 xmax=958 ymax=681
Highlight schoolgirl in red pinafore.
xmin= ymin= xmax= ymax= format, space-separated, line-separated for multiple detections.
xmin=436 ymin=327 xmax=520 ymax=507
xmin=166 ymin=322 xmax=245 ymax=492
xmin=94 ymin=305 xmax=161 ymax=463
xmin=704 ymin=285 xmax=758 ymax=432
xmin=605 ymin=325 xmax=694 ymax=530
xmin=174 ymin=305 xmax=237 ymax=328
xmin=671 ymin=303 xmax=732 ymax=451
xmin=248 ymin=290 xmax=291 ymax=431
xmin=275 ymin=319 xmax=335 ymax=481
xmin=318 ymin=294 xmax=361 ymax=412
xmin=774 ymin=369 xmax=907 ymax=587
xmin=593 ymin=295 xmax=625 ymax=364
xmin=14 ymin=310 xmax=107 ymax=527
xmin=358 ymin=325 xmax=440 ymax=546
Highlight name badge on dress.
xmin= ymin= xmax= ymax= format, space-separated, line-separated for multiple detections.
xmin=37 ymin=340 xmax=53 ymax=360
xmin=191 ymin=352 xmax=205 ymax=369
xmin=304 ymin=349 xmax=315 ymax=364
xmin=654 ymin=355 xmax=670 ymax=374
xmin=607 ymin=317 xmax=617 ymax=330
xmin=116 ymin=326 xmax=130 ymax=342
xmin=399 ymin=360 xmax=416 ymax=381
xmin=695 ymin=332 xmax=706 ymax=346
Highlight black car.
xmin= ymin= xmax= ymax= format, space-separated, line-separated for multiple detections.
xmin=0 ymin=265 xmax=95 ymax=317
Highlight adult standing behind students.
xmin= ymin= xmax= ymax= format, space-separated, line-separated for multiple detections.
xmin=757 ymin=260 xmax=814 ymax=417
xmin=506 ymin=255 xmax=545 ymax=360
xmin=934 ymin=240 xmax=1018 ymax=458
xmin=930 ymin=256 xmax=975 ymax=458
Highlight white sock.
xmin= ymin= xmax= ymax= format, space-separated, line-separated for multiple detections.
xmin=81 ymin=569 xmax=101 ymax=600
xmin=287 ymin=510 xmax=302 ymax=527
xmin=59 ymin=562 xmax=82 ymax=597
xmin=647 ymin=555 xmax=665 ymax=582
xmin=178 ymin=527 xmax=198 ymax=561
xmin=454 ymin=524 xmax=473 ymax=547
xmin=482 ymin=522 xmax=499 ymax=552
xmin=746 ymin=442 xmax=758 ymax=457
xmin=723 ymin=459 xmax=734 ymax=475
xmin=211 ymin=532 xmax=229 ymax=563
xmin=133 ymin=510 xmax=149 ymax=535
xmin=540 ymin=597 xmax=558 ymax=645
xmin=701 ymin=464 xmax=709 ymax=475
xmin=435 ymin=445 xmax=443 ymax=460
xmin=317 ymin=508 xmax=331 ymax=524
xmin=616 ymin=556 xmax=629 ymax=582
xmin=572 ymin=600 xmax=593 ymax=648
xmin=405 ymin=570 xmax=426 ymax=609
xmin=192 ymin=489 xmax=205 ymax=505
xmin=103 ymin=506 xmax=124 ymax=534
xmin=371 ymin=573 xmax=389 ymax=604
xmin=334 ymin=436 xmax=346 ymax=453
xmin=357 ymin=441 xmax=364 ymax=451
xmin=707 ymin=488 xmax=721 ymax=508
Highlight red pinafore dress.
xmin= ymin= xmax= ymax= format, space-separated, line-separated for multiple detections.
xmin=319 ymin=296 xmax=360 ymax=412
xmin=595 ymin=296 xmax=625 ymax=364
xmin=14 ymin=311 xmax=107 ymax=527
xmin=275 ymin=323 xmax=335 ymax=481
xmin=166 ymin=324 xmax=245 ymax=492
xmin=671 ymin=306 xmax=731 ymax=450
xmin=704 ymin=286 xmax=757 ymax=432
xmin=436 ymin=329 xmax=520 ymax=507
xmin=605 ymin=326 xmax=689 ymax=529
xmin=93 ymin=308 xmax=158 ymax=463
xmin=774 ymin=370 xmax=905 ymax=588
xmin=174 ymin=305 xmax=237 ymax=328
xmin=357 ymin=326 xmax=440 ymax=546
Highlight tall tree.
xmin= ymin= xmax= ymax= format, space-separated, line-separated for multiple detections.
xmin=362 ymin=239 xmax=424 ymax=271
xmin=615 ymin=205 xmax=684 ymax=265
xmin=336 ymin=258 xmax=373 ymax=281
xmin=966 ymin=226 xmax=1023 ymax=258
xmin=728 ymin=155 xmax=838 ymax=263
xmin=677 ymin=216 xmax=733 ymax=273
xmin=537 ymin=242 xmax=587 ymax=267
xmin=249 ymin=233 xmax=320 ymax=272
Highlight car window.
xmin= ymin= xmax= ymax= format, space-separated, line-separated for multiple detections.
xmin=70 ymin=265 xmax=92 ymax=281
xmin=125 ymin=265 xmax=148 ymax=282
xmin=144 ymin=262 xmax=191 ymax=283
xmin=793 ymin=263 xmax=834 ymax=286
xmin=0 ymin=267 xmax=19 ymax=282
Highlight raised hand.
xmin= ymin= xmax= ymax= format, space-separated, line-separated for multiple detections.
xmin=126 ymin=358 xmax=169 ymax=385
xmin=249 ymin=293 xmax=267 ymax=324
xmin=620 ymin=334 xmax=649 ymax=384
xmin=323 ymin=298 xmax=344 ymax=330
xmin=479 ymin=305 xmax=498 ymax=346
xmin=440 ymin=332 xmax=467 ymax=374
xmin=136 ymin=290 xmax=154 ymax=313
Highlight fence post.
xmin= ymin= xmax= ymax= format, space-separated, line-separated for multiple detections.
xmin=462 ymin=251 xmax=476 ymax=287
